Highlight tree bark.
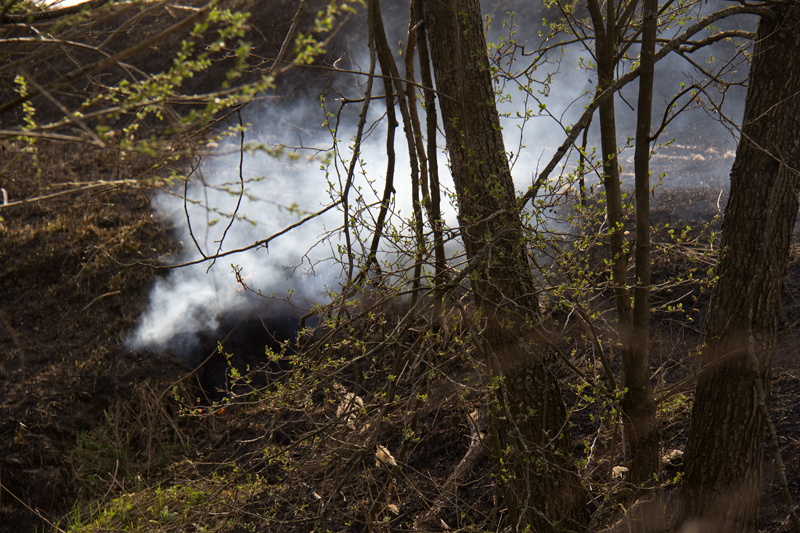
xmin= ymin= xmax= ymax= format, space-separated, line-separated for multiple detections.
xmin=628 ymin=0 xmax=661 ymax=491
xmin=586 ymin=0 xmax=634 ymax=345
xmin=419 ymin=0 xmax=587 ymax=530
xmin=679 ymin=9 xmax=800 ymax=532
xmin=624 ymin=0 xmax=664 ymax=529
xmin=588 ymin=0 xmax=660 ymax=505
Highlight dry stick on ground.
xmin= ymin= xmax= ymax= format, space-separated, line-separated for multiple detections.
xmin=413 ymin=408 xmax=489 ymax=530
xmin=0 ymin=483 xmax=68 ymax=533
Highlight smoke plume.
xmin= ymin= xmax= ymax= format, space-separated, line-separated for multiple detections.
xmin=129 ymin=3 xmax=750 ymax=354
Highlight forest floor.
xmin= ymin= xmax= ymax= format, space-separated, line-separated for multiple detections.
xmin=2 ymin=134 xmax=799 ymax=533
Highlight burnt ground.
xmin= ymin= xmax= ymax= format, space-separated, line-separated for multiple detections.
xmin=0 ymin=2 xmax=799 ymax=533
xmin=0 ymin=141 xmax=188 ymax=531
xmin=1 ymin=144 xmax=799 ymax=532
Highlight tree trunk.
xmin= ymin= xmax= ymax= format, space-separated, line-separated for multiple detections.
xmin=586 ymin=0 xmax=634 ymax=345
xmin=625 ymin=0 xmax=664 ymax=528
xmin=419 ymin=0 xmax=587 ymax=530
xmin=588 ymin=0 xmax=660 ymax=504
xmin=629 ymin=0 xmax=661 ymax=489
xmin=679 ymin=9 xmax=800 ymax=532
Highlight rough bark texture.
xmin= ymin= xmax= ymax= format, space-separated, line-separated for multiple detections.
xmin=420 ymin=0 xmax=587 ymax=530
xmin=678 ymin=9 xmax=800 ymax=532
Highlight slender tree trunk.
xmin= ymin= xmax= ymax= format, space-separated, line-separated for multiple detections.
xmin=414 ymin=6 xmax=448 ymax=309
xmin=586 ymin=0 xmax=634 ymax=343
xmin=679 ymin=9 xmax=800 ymax=532
xmin=420 ymin=0 xmax=587 ymax=530
xmin=623 ymin=0 xmax=664 ymax=530
xmin=628 ymin=0 xmax=660 ymax=490
xmin=588 ymin=0 xmax=660 ymax=503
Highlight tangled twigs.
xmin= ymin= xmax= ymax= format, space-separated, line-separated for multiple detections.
xmin=414 ymin=409 xmax=489 ymax=530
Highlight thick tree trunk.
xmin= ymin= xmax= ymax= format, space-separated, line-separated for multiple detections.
xmin=679 ymin=9 xmax=800 ymax=532
xmin=420 ymin=0 xmax=587 ymax=530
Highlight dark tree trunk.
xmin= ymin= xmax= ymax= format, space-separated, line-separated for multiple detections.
xmin=679 ymin=9 xmax=800 ymax=532
xmin=419 ymin=0 xmax=587 ymax=530
xmin=586 ymin=0 xmax=634 ymax=344
xmin=629 ymin=0 xmax=660 ymax=487
xmin=624 ymin=0 xmax=664 ymax=529
xmin=588 ymin=0 xmax=661 ymax=509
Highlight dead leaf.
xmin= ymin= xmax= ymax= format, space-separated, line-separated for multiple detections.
xmin=375 ymin=445 xmax=397 ymax=468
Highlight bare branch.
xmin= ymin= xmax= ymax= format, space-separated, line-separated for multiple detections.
xmin=0 ymin=1 xmax=214 ymax=116
xmin=519 ymin=3 xmax=766 ymax=209
xmin=0 ymin=0 xmax=112 ymax=23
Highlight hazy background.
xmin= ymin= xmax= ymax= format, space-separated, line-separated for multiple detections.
xmin=129 ymin=1 xmax=753 ymax=354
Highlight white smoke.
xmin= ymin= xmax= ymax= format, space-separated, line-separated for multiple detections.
xmin=129 ymin=90 xmax=461 ymax=352
xmin=130 ymin=4 xmax=750 ymax=353
xmin=129 ymin=102 xmax=349 ymax=351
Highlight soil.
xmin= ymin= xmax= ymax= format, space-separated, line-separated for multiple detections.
xmin=0 ymin=1 xmax=357 ymax=530
xmin=0 ymin=140 xmax=186 ymax=531
xmin=1 ymin=2 xmax=799 ymax=533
